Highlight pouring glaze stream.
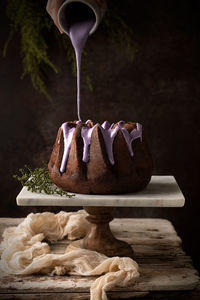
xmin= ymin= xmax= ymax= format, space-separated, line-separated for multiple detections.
xmin=57 ymin=1 xmax=143 ymax=173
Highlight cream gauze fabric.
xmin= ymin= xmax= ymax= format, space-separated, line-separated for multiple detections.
xmin=0 ymin=210 xmax=139 ymax=300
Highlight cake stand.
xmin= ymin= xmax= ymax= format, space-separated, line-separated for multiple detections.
xmin=17 ymin=176 xmax=185 ymax=258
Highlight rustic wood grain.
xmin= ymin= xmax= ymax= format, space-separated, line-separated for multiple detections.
xmin=0 ymin=218 xmax=199 ymax=299
xmin=0 ymin=291 xmax=149 ymax=300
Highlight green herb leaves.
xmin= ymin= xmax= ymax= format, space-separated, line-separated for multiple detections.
xmin=4 ymin=0 xmax=137 ymax=100
xmin=13 ymin=164 xmax=74 ymax=197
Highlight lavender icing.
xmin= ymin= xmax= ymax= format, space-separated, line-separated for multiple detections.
xmin=69 ymin=18 xmax=94 ymax=121
xmin=60 ymin=123 xmax=76 ymax=173
xmin=60 ymin=121 xmax=142 ymax=173
xmin=67 ymin=3 xmax=95 ymax=121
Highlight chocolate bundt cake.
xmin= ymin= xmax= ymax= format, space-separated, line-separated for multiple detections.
xmin=48 ymin=120 xmax=153 ymax=194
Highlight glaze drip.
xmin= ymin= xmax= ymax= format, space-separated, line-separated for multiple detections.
xmin=60 ymin=123 xmax=76 ymax=173
xmin=81 ymin=125 xmax=96 ymax=163
xmin=121 ymin=123 xmax=142 ymax=157
xmin=60 ymin=121 xmax=142 ymax=173
xmin=100 ymin=121 xmax=124 ymax=165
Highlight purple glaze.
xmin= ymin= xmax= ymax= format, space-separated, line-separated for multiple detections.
xmin=121 ymin=123 xmax=142 ymax=157
xmin=99 ymin=122 xmax=121 ymax=165
xmin=68 ymin=8 xmax=95 ymax=121
xmin=60 ymin=122 xmax=76 ymax=173
xmin=81 ymin=124 xmax=96 ymax=162
xmin=60 ymin=121 xmax=143 ymax=173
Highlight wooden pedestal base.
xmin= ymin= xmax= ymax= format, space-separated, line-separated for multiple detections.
xmin=72 ymin=206 xmax=134 ymax=258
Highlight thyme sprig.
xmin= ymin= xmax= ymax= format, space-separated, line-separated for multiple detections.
xmin=13 ymin=165 xmax=74 ymax=197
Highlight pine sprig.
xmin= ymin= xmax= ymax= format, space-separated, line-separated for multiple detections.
xmin=4 ymin=0 xmax=62 ymax=100
xmin=4 ymin=0 xmax=138 ymax=99
xmin=13 ymin=165 xmax=74 ymax=197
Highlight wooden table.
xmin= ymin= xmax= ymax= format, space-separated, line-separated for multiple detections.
xmin=0 ymin=217 xmax=199 ymax=299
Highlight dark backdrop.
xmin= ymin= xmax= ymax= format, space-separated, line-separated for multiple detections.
xmin=1 ymin=1 xmax=200 ymax=272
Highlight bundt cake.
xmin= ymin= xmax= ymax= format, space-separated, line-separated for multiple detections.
xmin=48 ymin=120 xmax=153 ymax=194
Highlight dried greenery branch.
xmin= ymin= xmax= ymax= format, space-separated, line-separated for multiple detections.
xmin=4 ymin=0 xmax=64 ymax=100
xmin=4 ymin=0 xmax=137 ymax=99
xmin=13 ymin=164 xmax=74 ymax=197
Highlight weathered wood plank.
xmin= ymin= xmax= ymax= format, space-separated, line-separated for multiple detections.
xmin=111 ymin=218 xmax=178 ymax=234
xmin=0 ymin=218 xmax=24 ymax=225
xmin=47 ymin=242 xmax=184 ymax=258
xmin=0 ymin=293 xmax=90 ymax=300
xmin=0 ymin=218 xmax=179 ymax=233
xmin=137 ymin=256 xmax=193 ymax=268
xmin=0 ymin=217 xmax=199 ymax=299
xmin=1 ymin=290 xmax=200 ymax=300
xmin=0 ymin=266 xmax=198 ymax=293
xmin=0 ymin=291 xmax=149 ymax=300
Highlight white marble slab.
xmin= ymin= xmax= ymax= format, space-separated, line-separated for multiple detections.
xmin=16 ymin=176 xmax=185 ymax=207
